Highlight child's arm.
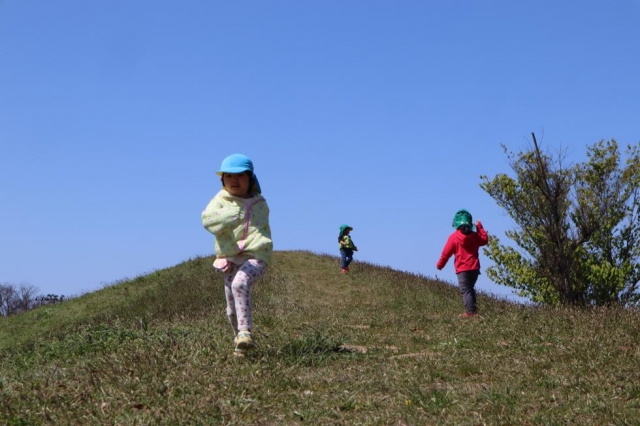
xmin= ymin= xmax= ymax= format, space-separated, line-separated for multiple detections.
xmin=201 ymin=197 xmax=242 ymax=235
xmin=342 ymin=236 xmax=357 ymax=250
xmin=436 ymin=236 xmax=454 ymax=270
xmin=475 ymin=220 xmax=489 ymax=245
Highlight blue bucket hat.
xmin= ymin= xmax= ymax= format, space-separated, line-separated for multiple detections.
xmin=217 ymin=153 xmax=262 ymax=194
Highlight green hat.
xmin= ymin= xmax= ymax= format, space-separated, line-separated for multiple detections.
xmin=452 ymin=209 xmax=473 ymax=229
xmin=339 ymin=224 xmax=353 ymax=233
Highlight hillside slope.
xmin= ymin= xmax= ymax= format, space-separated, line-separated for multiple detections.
xmin=1 ymin=251 xmax=639 ymax=424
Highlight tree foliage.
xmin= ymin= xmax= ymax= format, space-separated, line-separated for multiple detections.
xmin=480 ymin=135 xmax=640 ymax=306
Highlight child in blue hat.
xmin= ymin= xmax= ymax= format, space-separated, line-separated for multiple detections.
xmin=202 ymin=154 xmax=273 ymax=357
xmin=436 ymin=210 xmax=489 ymax=317
xmin=338 ymin=224 xmax=358 ymax=273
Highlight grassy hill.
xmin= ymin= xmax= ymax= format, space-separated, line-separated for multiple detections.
xmin=1 ymin=251 xmax=639 ymax=425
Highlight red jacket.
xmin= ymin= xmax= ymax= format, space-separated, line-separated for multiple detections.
xmin=436 ymin=222 xmax=489 ymax=273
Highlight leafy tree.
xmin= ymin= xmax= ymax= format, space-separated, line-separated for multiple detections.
xmin=480 ymin=134 xmax=640 ymax=306
xmin=36 ymin=294 xmax=66 ymax=306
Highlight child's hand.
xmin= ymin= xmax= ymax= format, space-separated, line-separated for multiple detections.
xmin=213 ymin=258 xmax=231 ymax=272
xmin=475 ymin=220 xmax=482 ymax=227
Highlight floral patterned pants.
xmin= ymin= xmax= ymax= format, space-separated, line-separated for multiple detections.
xmin=223 ymin=259 xmax=267 ymax=332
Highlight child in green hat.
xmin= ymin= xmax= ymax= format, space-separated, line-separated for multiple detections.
xmin=436 ymin=210 xmax=489 ymax=317
xmin=338 ymin=224 xmax=358 ymax=273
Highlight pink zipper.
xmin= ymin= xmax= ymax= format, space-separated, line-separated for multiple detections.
xmin=237 ymin=198 xmax=265 ymax=253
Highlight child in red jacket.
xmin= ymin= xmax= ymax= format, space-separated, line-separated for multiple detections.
xmin=436 ymin=209 xmax=489 ymax=317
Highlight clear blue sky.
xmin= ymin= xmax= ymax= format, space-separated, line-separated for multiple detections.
xmin=1 ymin=1 xmax=639 ymax=302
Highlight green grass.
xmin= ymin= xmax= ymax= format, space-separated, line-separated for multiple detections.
xmin=1 ymin=250 xmax=639 ymax=425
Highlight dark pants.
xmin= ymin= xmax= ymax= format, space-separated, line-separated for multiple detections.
xmin=340 ymin=248 xmax=354 ymax=269
xmin=457 ymin=270 xmax=480 ymax=313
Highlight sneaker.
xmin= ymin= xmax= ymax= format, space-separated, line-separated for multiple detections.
xmin=232 ymin=336 xmax=248 ymax=357
xmin=341 ymin=268 xmax=348 ymax=274
xmin=235 ymin=330 xmax=255 ymax=351
xmin=462 ymin=312 xmax=478 ymax=318
xmin=233 ymin=347 xmax=248 ymax=358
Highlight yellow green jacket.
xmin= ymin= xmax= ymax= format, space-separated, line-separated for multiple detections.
xmin=339 ymin=235 xmax=357 ymax=250
xmin=202 ymin=189 xmax=273 ymax=264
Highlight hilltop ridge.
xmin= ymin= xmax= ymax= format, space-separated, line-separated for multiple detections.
xmin=1 ymin=251 xmax=638 ymax=424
